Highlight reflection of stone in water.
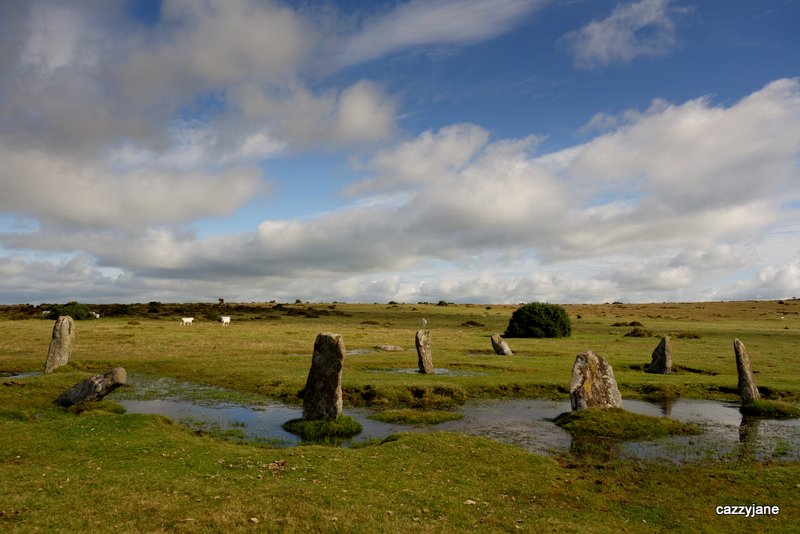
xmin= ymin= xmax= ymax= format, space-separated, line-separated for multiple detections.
xmin=569 ymin=435 xmax=621 ymax=462
xmin=738 ymin=416 xmax=761 ymax=461
xmin=659 ymin=398 xmax=675 ymax=417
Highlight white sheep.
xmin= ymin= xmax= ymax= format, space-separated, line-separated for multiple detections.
xmin=421 ymin=318 xmax=427 ymax=328
xmin=180 ymin=317 xmax=194 ymax=326
xmin=221 ymin=316 xmax=231 ymax=326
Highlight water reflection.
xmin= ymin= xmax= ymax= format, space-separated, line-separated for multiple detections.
xmin=115 ymin=376 xmax=800 ymax=464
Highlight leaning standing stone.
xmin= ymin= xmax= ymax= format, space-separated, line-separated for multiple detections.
xmin=55 ymin=367 xmax=127 ymax=407
xmin=734 ymin=338 xmax=760 ymax=403
xmin=646 ymin=336 xmax=672 ymax=374
xmin=44 ymin=316 xmax=75 ymax=374
xmin=301 ymin=333 xmax=346 ymax=420
xmin=415 ymin=330 xmax=433 ymax=374
xmin=570 ymin=351 xmax=623 ymax=410
xmin=490 ymin=334 xmax=513 ymax=355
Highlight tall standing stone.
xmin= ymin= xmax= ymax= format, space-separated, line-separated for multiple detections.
xmin=490 ymin=334 xmax=513 ymax=355
xmin=55 ymin=367 xmax=127 ymax=407
xmin=301 ymin=333 xmax=346 ymax=420
xmin=646 ymin=336 xmax=672 ymax=374
xmin=415 ymin=330 xmax=433 ymax=374
xmin=44 ymin=316 xmax=75 ymax=374
xmin=734 ymin=338 xmax=760 ymax=403
xmin=570 ymin=351 xmax=623 ymax=411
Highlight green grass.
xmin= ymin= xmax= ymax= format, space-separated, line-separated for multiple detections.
xmin=282 ymin=416 xmax=363 ymax=441
xmin=2 ymin=300 xmax=800 ymax=531
xmin=740 ymin=399 xmax=800 ymax=418
xmin=553 ymin=407 xmax=702 ymax=441
xmin=368 ymin=408 xmax=464 ymax=425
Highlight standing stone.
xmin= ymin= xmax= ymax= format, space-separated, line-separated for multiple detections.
xmin=490 ymin=334 xmax=513 ymax=356
xmin=646 ymin=336 xmax=672 ymax=374
xmin=734 ymin=338 xmax=760 ymax=403
xmin=569 ymin=351 xmax=623 ymax=411
xmin=44 ymin=316 xmax=75 ymax=374
xmin=415 ymin=330 xmax=433 ymax=374
xmin=55 ymin=367 xmax=127 ymax=407
xmin=301 ymin=333 xmax=346 ymax=420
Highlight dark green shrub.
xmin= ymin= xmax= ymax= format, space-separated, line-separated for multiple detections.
xmin=45 ymin=301 xmax=93 ymax=320
xmin=503 ymin=302 xmax=571 ymax=338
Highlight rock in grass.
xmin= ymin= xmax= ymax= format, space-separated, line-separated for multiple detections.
xmin=646 ymin=336 xmax=672 ymax=374
xmin=734 ymin=338 xmax=760 ymax=403
xmin=375 ymin=344 xmax=404 ymax=352
xmin=44 ymin=316 xmax=75 ymax=374
xmin=569 ymin=351 xmax=623 ymax=411
xmin=415 ymin=330 xmax=433 ymax=374
xmin=301 ymin=333 xmax=345 ymax=420
xmin=55 ymin=367 xmax=127 ymax=407
xmin=490 ymin=334 xmax=513 ymax=356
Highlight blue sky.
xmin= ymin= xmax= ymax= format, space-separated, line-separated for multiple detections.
xmin=0 ymin=0 xmax=799 ymax=304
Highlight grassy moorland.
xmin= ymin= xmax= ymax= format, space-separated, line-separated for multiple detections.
xmin=1 ymin=300 xmax=799 ymax=532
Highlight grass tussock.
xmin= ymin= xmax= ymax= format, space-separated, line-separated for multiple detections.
xmin=740 ymin=399 xmax=800 ymax=418
xmin=553 ymin=408 xmax=702 ymax=441
xmin=282 ymin=415 xmax=362 ymax=441
xmin=368 ymin=409 xmax=463 ymax=425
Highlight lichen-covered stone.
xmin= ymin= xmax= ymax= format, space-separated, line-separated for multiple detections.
xmin=44 ymin=316 xmax=75 ymax=374
xmin=55 ymin=367 xmax=127 ymax=407
xmin=570 ymin=351 xmax=623 ymax=411
xmin=415 ymin=330 xmax=433 ymax=374
xmin=646 ymin=336 xmax=672 ymax=374
xmin=734 ymin=338 xmax=760 ymax=403
xmin=490 ymin=334 xmax=513 ymax=355
xmin=301 ymin=333 xmax=345 ymax=420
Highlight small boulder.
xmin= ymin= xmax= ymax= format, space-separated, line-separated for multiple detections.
xmin=415 ymin=330 xmax=433 ymax=374
xmin=490 ymin=334 xmax=513 ymax=355
xmin=646 ymin=336 xmax=672 ymax=374
xmin=734 ymin=338 xmax=760 ymax=403
xmin=55 ymin=367 xmax=127 ymax=407
xmin=301 ymin=333 xmax=346 ymax=420
xmin=374 ymin=344 xmax=404 ymax=352
xmin=570 ymin=351 xmax=623 ymax=411
xmin=44 ymin=316 xmax=75 ymax=374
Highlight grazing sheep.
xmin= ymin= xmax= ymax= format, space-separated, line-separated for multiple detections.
xmin=180 ymin=317 xmax=194 ymax=326
xmin=421 ymin=318 xmax=428 ymax=327
xmin=221 ymin=316 xmax=231 ymax=326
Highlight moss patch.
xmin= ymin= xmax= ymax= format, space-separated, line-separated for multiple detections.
xmin=553 ymin=408 xmax=702 ymax=441
xmin=740 ymin=399 xmax=800 ymax=418
xmin=368 ymin=409 xmax=463 ymax=425
xmin=282 ymin=415 xmax=362 ymax=441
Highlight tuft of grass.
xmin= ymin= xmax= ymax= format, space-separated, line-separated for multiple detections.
xmin=740 ymin=399 xmax=800 ymax=418
xmin=282 ymin=415 xmax=362 ymax=441
xmin=553 ymin=408 xmax=702 ymax=441
xmin=67 ymin=400 xmax=126 ymax=415
xmin=368 ymin=409 xmax=463 ymax=425
xmin=624 ymin=326 xmax=652 ymax=337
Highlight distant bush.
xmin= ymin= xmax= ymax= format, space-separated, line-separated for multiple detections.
xmin=624 ymin=327 xmax=652 ymax=337
xmin=503 ymin=302 xmax=571 ymax=338
xmin=45 ymin=301 xmax=93 ymax=320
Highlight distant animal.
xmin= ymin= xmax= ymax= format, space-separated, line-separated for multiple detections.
xmin=221 ymin=316 xmax=231 ymax=326
xmin=421 ymin=318 xmax=427 ymax=328
xmin=91 ymin=312 xmax=100 ymax=319
xmin=180 ymin=317 xmax=194 ymax=326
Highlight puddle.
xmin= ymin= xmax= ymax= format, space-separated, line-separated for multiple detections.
xmin=4 ymin=371 xmax=43 ymax=379
xmin=115 ymin=375 xmax=800 ymax=463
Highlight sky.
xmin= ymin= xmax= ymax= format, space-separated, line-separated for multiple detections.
xmin=1 ymin=0 xmax=799 ymax=305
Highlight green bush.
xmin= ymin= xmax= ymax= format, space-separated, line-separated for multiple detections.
xmin=45 ymin=301 xmax=93 ymax=320
xmin=503 ymin=302 xmax=571 ymax=338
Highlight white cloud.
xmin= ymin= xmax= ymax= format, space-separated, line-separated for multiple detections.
xmin=337 ymin=0 xmax=544 ymax=66
xmin=566 ymin=0 xmax=689 ymax=68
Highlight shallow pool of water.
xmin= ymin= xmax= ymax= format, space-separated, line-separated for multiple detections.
xmin=116 ymin=375 xmax=800 ymax=463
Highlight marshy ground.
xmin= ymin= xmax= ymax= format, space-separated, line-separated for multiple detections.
xmin=1 ymin=300 xmax=799 ymax=532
